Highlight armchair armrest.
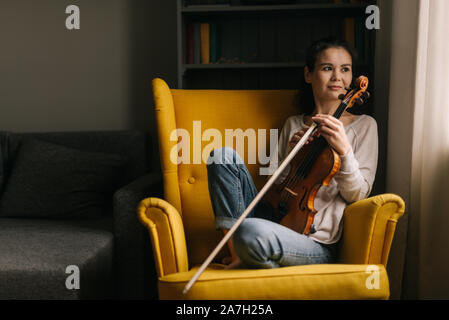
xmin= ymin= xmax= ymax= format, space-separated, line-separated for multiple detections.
xmin=138 ymin=197 xmax=189 ymax=277
xmin=338 ymin=193 xmax=405 ymax=266
xmin=113 ymin=172 xmax=163 ymax=299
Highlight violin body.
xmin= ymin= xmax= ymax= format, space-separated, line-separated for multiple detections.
xmin=262 ymin=136 xmax=341 ymax=235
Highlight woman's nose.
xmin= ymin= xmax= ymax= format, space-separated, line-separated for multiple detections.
xmin=331 ymin=70 xmax=342 ymax=81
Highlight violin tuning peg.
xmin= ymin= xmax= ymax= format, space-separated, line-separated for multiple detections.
xmin=356 ymin=98 xmax=364 ymax=105
xmin=338 ymin=94 xmax=345 ymax=100
xmin=363 ymin=91 xmax=370 ymax=99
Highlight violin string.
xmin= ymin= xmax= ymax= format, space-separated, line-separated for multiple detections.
xmin=282 ymin=137 xmax=324 ymax=202
xmin=279 ymin=122 xmax=342 ymax=203
xmin=279 ymin=137 xmax=313 ymax=202
xmin=282 ymin=137 xmax=319 ymax=197
xmin=279 ymin=120 xmax=329 ymax=203
xmin=298 ymin=138 xmax=326 ymax=181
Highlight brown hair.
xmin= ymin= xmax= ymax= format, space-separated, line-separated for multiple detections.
xmin=297 ymin=37 xmax=358 ymax=115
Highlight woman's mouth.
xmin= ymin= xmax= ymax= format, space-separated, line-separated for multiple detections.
xmin=328 ymin=86 xmax=342 ymax=91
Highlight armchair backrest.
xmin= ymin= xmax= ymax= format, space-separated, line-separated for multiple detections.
xmin=152 ymin=78 xmax=298 ymax=265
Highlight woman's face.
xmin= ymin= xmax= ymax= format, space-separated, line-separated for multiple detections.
xmin=304 ymin=47 xmax=353 ymax=103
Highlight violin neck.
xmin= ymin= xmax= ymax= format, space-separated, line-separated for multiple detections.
xmin=332 ymin=101 xmax=348 ymax=120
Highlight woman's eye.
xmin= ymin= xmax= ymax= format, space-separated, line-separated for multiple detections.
xmin=323 ymin=66 xmax=332 ymax=71
xmin=342 ymin=67 xmax=351 ymax=72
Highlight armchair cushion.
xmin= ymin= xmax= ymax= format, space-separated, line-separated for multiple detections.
xmin=0 ymin=138 xmax=127 ymax=219
xmin=158 ymin=263 xmax=390 ymax=300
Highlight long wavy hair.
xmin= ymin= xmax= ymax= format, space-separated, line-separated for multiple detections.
xmin=297 ymin=37 xmax=358 ymax=115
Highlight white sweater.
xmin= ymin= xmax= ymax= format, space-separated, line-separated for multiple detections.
xmin=269 ymin=114 xmax=378 ymax=244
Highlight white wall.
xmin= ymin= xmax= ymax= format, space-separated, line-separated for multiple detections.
xmin=387 ymin=0 xmax=449 ymax=299
xmin=0 ymin=0 xmax=177 ymax=133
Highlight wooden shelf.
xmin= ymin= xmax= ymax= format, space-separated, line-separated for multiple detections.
xmin=184 ymin=62 xmax=304 ymax=70
xmin=182 ymin=3 xmax=367 ymax=13
xmin=177 ymin=0 xmax=376 ymax=90
xmin=183 ymin=62 xmax=370 ymax=70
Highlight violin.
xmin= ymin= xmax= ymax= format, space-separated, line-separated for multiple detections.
xmin=183 ymin=75 xmax=370 ymax=294
xmin=262 ymin=75 xmax=370 ymax=235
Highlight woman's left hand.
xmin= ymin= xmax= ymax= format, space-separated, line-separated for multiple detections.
xmin=311 ymin=114 xmax=351 ymax=156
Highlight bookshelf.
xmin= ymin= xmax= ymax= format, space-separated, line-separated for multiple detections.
xmin=177 ymin=0 xmax=377 ymax=110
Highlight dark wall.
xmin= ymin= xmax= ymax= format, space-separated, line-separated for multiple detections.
xmin=0 ymin=0 xmax=177 ymax=135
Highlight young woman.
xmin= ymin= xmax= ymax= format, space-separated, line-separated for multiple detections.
xmin=206 ymin=37 xmax=378 ymax=269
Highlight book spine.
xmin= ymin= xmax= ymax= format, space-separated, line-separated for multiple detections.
xmin=355 ymin=17 xmax=365 ymax=63
xmin=200 ymin=23 xmax=210 ymax=64
xmin=210 ymin=23 xmax=219 ymax=63
xmin=343 ymin=17 xmax=355 ymax=48
xmin=193 ymin=23 xmax=201 ymax=64
xmin=186 ymin=23 xmax=194 ymax=64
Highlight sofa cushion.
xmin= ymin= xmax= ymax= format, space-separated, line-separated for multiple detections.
xmin=0 ymin=138 xmax=127 ymax=219
xmin=5 ymin=131 xmax=151 ymax=186
xmin=0 ymin=218 xmax=114 ymax=299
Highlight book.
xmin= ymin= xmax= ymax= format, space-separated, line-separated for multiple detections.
xmin=343 ymin=17 xmax=355 ymax=48
xmin=354 ymin=17 xmax=365 ymax=62
xmin=200 ymin=23 xmax=210 ymax=64
xmin=186 ymin=23 xmax=194 ymax=64
xmin=193 ymin=23 xmax=201 ymax=64
xmin=210 ymin=23 xmax=219 ymax=63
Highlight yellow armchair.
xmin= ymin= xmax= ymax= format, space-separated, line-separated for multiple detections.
xmin=138 ymin=78 xmax=405 ymax=300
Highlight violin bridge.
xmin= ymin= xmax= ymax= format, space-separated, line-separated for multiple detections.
xmin=284 ymin=187 xmax=298 ymax=197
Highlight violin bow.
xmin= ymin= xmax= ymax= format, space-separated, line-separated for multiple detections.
xmin=183 ymin=76 xmax=368 ymax=294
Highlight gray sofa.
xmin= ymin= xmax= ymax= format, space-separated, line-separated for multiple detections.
xmin=0 ymin=131 xmax=162 ymax=299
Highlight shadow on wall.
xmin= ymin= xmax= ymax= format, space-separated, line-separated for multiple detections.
xmin=126 ymin=0 xmax=177 ymax=131
xmin=125 ymin=1 xmax=177 ymax=300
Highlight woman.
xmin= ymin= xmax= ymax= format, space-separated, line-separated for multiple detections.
xmin=206 ymin=37 xmax=378 ymax=269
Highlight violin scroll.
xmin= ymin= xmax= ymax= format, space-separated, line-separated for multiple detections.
xmin=356 ymin=75 xmax=369 ymax=90
xmin=343 ymin=76 xmax=370 ymax=109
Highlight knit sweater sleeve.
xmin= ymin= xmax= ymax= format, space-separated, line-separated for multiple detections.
xmin=334 ymin=116 xmax=378 ymax=203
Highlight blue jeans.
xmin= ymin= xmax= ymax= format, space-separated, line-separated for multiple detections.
xmin=206 ymin=147 xmax=337 ymax=269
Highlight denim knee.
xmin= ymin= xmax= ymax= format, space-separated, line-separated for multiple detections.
xmin=233 ymin=218 xmax=280 ymax=268
xmin=232 ymin=219 xmax=255 ymax=252
xmin=207 ymin=147 xmax=244 ymax=166
xmin=206 ymin=147 xmax=237 ymax=181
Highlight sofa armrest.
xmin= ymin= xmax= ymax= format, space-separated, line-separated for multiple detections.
xmin=338 ymin=193 xmax=405 ymax=266
xmin=113 ymin=172 xmax=163 ymax=299
xmin=138 ymin=197 xmax=189 ymax=277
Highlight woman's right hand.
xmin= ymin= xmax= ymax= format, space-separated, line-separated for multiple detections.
xmin=287 ymin=128 xmax=314 ymax=154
